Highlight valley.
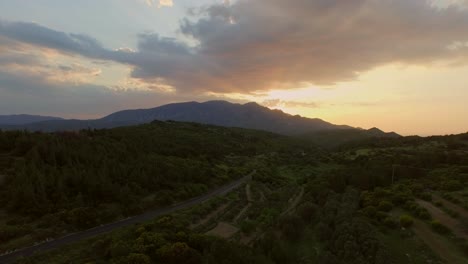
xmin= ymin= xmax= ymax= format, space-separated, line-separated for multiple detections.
xmin=0 ymin=122 xmax=466 ymax=263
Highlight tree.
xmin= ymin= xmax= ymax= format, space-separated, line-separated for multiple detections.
xmin=280 ymin=215 xmax=304 ymax=241
xmin=157 ymin=242 xmax=202 ymax=264
xmin=297 ymin=202 xmax=318 ymax=224
xmin=122 ymin=253 xmax=151 ymax=264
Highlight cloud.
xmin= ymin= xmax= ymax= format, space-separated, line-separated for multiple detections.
xmin=159 ymin=0 xmax=173 ymax=7
xmin=0 ymin=39 xmax=103 ymax=85
xmin=0 ymin=68 xmax=214 ymax=118
xmin=262 ymin=99 xmax=320 ymax=109
xmin=144 ymin=0 xmax=173 ymax=8
xmin=2 ymin=0 xmax=468 ymax=95
xmin=0 ymin=21 xmax=108 ymax=58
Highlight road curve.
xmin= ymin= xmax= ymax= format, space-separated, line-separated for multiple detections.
xmin=0 ymin=171 xmax=254 ymax=264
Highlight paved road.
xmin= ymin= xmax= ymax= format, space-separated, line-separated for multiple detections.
xmin=0 ymin=171 xmax=254 ymax=264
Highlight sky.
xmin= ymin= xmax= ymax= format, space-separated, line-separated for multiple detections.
xmin=0 ymin=0 xmax=467 ymax=136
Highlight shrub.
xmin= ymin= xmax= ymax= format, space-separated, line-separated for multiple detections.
xmin=392 ymin=192 xmax=411 ymax=206
xmin=0 ymin=225 xmax=30 ymax=243
xmin=116 ymin=253 xmax=151 ymax=264
xmin=316 ymin=222 xmax=332 ymax=242
xmin=383 ymin=217 xmax=398 ymax=229
xmin=363 ymin=206 xmax=377 ymax=218
xmin=376 ymin=211 xmax=388 ymax=221
xmin=459 ymin=241 xmax=468 ymax=257
xmin=419 ymin=192 xmax=432 ymax=201
xmin=240 ymin=220 xmax=256 ymax=235
xmin=441 ymin=180 xmax=463 ymax=191
xmin=442 ymin=193 xmax=461 ymax=204
xmin=444 ymin=208 xmax=459 ymax=218
xmin=431 ymin=221 xmax=451 ymax=235
xmin=403 ymin=201 xmax=418 ymax=211
xmin=280 ymin=215 xmax=304 ymax=241
xmin=399 ymin=215 xmax=413 ymax=228
xmin=377 ymin=201 xmax=393 ymax=212
xmin=415 ymin=208 xmax=432 ymax=220
xmin=404 ymin=202 xmax=431 ymax=220
xmin=297 ymin=202 xmax=318 ymax=223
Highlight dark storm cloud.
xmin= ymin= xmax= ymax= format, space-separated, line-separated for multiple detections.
xmin=2 ymin=0 xmax=468 ymax=94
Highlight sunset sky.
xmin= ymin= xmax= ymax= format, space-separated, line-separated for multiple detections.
xmin=0 ymin=0 xmax=467 ymax=136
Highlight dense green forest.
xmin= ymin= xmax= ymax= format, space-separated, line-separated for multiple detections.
xmin=0 ymin=123 xmax=467 ymax=263
xmin=0 ymin=121 xmax=316 ymax=253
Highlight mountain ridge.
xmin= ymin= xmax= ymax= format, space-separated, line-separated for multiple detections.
xmin=0 ymin=114 xmax=63 ymax=125
xmin=0 ymin=101 xmax=397 ymax=137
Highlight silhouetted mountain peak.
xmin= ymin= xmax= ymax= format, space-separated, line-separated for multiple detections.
xmin=368 ymin=127 xmax=384 ymax=133
xmin=0 ymin=100 xmax=356 ymax=135
xmin=367 ymin=127 xmax=401 ymax=138
xmin=243 ymin=102 xmax=262 ymax=107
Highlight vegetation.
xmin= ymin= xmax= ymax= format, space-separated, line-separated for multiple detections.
xmin=399 ymin=215 xmax=414 ymax=228
xmin=0 ymin=123 xmax=467 ymax=263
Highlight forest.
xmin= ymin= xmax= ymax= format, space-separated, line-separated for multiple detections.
xmin=0 ymin=122 xmax=467 ymax=263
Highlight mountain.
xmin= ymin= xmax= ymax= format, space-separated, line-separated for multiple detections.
xmin=0 ymin=101 xmax=355 ymax=135
xmin=100 ymin=101 xmax=353 ymax=135
xmin=0 ymin=114 xmax=63 ymax=125
xmin=300 ymin=127 xmax=401 ymax=148
xmin=366 ymin=127 xmax=400 ymax=138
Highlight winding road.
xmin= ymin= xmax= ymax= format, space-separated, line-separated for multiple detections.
xmin=0 ymin=171 xmax=254 ymax=264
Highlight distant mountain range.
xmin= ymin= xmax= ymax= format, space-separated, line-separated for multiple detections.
xmin=0 ymin=101 xmax=399 ymax=138
xmin=0 ymin=114 xmax=63 ymax=125
xmin=300 ymin=127 xmax=401 ymax=148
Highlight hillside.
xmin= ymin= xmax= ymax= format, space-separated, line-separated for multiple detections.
xmin=0 ymin=121 xmax=318 ymax=257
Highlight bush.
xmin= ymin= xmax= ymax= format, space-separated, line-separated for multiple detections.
xmin=280 ymin=215 xmax=304 ymax=241
xmin=431 ymin=221 xmax=451 ymax=235
xmin=444 ymin=208 xmax=459 ymax=218
xmin=403 ymin=201 xmax=418 ymax=211
xmin=363 ymin=206 xmax=377 ymax=218
xmin=115 ymin=253 xmax=151 ymax=264
xmin=399 ymin=215 xmax=413 ymax=228
xmin=418 ymin=192 xmax=432 ymax=201
xmin=415 ymin=208 xmax=432 ymax=220
xmin=0 ymin=225 xmax=30 ymax=243
xmin=383 ymin=217 xmax=398 ymax=229
xmin=392 ymin=192 xmax=411 ymax=206
xmin=441 ymin=180 xmax=463 ymax=191
xmin=459 ymin=241 xmax=468 ymax=257
xmin=377 ymin=201 xmax=393 ymax=212
xmin=442 ymin=193 xmax=461 ymax=204
xmin=316 ymin=222 xmax=332 ymax=242
xmin=297 ymin=202 xmax=318 ymax=223
xmin=240 ymin=220 xmax=256 ymax=235
xmin=404 ymin=202 xmax=431 ymax=220
xmin=376 ymin=211 xmax=388 ymax=221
